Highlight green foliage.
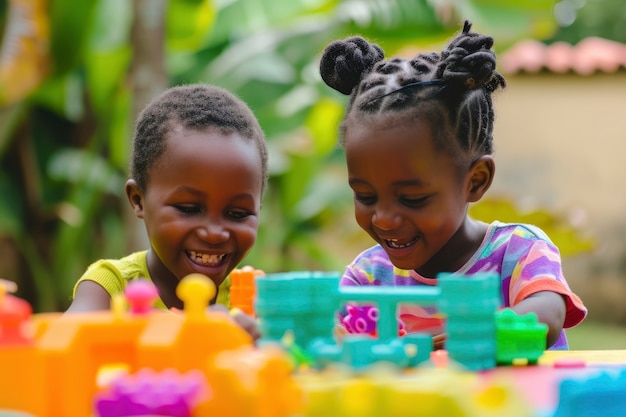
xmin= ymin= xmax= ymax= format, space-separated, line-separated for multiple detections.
xmin=49 ymin=0 xmax=100 ymax=74
xmin=547 ymin=0 xmax=626 ymax=44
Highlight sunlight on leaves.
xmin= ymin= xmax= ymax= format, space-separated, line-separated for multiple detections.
xmin=305 ymin=98 xmax=344 ymax=156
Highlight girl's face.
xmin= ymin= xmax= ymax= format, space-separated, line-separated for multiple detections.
xmin=345 ymin=116 xmax=477 ymax=277
xmin=130 ymin=125 xmax=263 ymax=289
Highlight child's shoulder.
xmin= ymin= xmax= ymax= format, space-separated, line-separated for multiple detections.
xmin=489 ymin=221 xmax=554 ymax=245
xmin=86 ymin=251 xmax=148 ymax=277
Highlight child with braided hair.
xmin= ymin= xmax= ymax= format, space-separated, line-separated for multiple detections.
xmin=320 ymin=21 xmax=586 ymax=349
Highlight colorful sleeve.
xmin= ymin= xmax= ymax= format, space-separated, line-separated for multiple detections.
xmin=506 ymin=237 xmax=587 ymax=329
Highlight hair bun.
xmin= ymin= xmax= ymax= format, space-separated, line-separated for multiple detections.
xmin=319 ymin=36 xmax=384 ymax=95
xmin=437 ymin=21 xmax=503 ymax=91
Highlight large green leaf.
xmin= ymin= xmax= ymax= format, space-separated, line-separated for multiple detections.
xmin=49 ymin=0 xmax=100 ymax=74
xmin=29 ymin=74 xmax=84 ymax=121
xmin=85 ymin=0 xmax=132 ymax=115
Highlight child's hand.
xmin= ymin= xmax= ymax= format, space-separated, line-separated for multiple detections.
xmin=433 ymin=333 xmax=446 ymax=350
xmin=207 ymin=305 xmax=260 ymax=342
xmin=333 ymin=323 xmax=349 ymax=342
xmin=229 ymin=308 xmax=261 ymax=342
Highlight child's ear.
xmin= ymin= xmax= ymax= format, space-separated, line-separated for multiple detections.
xmin=125 ymin=179 xmax=145 ymax=218
xmin=467 ymin=155 xmax=495 ymax=202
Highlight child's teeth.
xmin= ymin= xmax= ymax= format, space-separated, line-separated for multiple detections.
xmin=188 ymin=251 xmax=224 ymax=265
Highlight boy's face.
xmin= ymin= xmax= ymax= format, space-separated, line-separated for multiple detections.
xmin=134 ymin=126 xmax=263 ymax=288
xmin=344 ymin=116 xmax=477 ymax=277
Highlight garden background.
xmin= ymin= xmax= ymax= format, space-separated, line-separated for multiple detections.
xmin=1 ymin=0 xmax=624 ymax=348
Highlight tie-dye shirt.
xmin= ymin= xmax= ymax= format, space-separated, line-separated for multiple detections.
xmin=340 ymin=221 xmax=587 ymax=350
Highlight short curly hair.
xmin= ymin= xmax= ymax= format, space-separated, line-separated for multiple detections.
xmin=129 ymin=84 xmax=268 ymax=193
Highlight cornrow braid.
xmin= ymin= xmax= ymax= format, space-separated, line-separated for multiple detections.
xmin=130 ymin=84 xmax=268 ymax=193
xmin=319 ymin=20 xmax=506 ymax=161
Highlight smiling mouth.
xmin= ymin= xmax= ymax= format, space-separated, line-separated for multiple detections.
xmin=384 ymin=237 xmax=418 ymax=249
xmin=187 ymin=251 xmax=226 ymax=266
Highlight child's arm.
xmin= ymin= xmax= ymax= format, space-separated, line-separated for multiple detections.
xmin=65 ymin=280 xmax=111 ymax=312
xmin=510 ymin=290 xmax=566 ymax=348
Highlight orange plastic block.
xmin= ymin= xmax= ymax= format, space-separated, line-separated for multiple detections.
xmin=37 ymin=311 xmax=155 ymax=417
xmin=0 ymin=274 xmax=256 ymax=417
xmin=229 ymin=266 xmax=264 ymax=316
xmin=199 ymin=345 xmax=303 ymax=417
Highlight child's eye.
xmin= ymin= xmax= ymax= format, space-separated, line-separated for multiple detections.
xmin=354 ymin=193 xmax=376 ymax=205
xmin=228 ymin=209 xmax=252 ymax=220
xmin=175 ymin=205 xmax=201 ymax=214
xmin=401 ymin=196 xmax=430 ymax=207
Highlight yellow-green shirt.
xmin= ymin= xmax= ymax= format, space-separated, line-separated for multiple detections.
xmin=72 ymin=251 xmax=230 ymax=308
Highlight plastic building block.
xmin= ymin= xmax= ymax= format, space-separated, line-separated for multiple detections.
xmin=340 ymin=304 xmax=406 ymax=337
xmin=553 ymin=369 xmax=626 ymax=417
xmin=342 ymin=304 xmax=378 ymax=335
xmin=255 ymin=271 xmax=342 ymax=349
xmin=229 ymin=266 xmax=264 ymax=316
xmin=438 ymin=272 xmax=501 ymax=371
xmin=0 ymin=273 xmax=252 ymax=417
xmin=0 ymin=290 xmax=33 ymax=345
xmin=280 ymin=330 xmax=315 ymax=369
xmin=199 ymin=345 xmax=304 ymax=417
xmin=94 ymin=368 xmax=208 ymax=417
xmin=124 ymin=279 xmax=159 ymax=315
xmin=495 ymin=308 xmax=548 ymax=365
xmin=295 ymin=364 xmax=534 ymax=417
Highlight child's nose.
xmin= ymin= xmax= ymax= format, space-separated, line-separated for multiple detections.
xmin=196 ymin=223 xmax=229 ymax=243
xmin=372 ymin=206 xmax=401 ymax=231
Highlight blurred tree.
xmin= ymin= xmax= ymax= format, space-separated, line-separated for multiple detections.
xmin=0 ymin=0 xmax=567 ymax=311
xmin=547 ymin=0 xmax=626 ymax=44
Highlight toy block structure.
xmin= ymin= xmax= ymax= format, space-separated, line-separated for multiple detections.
xmin=0 ymin=275 xmax=252 ymax=417
xmin=255 ymin=271 xmax=502 ymax=372
xmin=1 ymin=271 xmax=614 ymax=417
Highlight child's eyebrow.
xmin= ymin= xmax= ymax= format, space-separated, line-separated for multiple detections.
xmin=393 ymin=179 xmax=429 ymax=187
xmin=348 ymin=178 xmax=429 ymax=188
xmin=173 ymin=186 xmax=205 ymax=196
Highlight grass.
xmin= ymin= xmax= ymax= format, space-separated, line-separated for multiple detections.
xmin=566 ymin=320 xmax=626 ymax=350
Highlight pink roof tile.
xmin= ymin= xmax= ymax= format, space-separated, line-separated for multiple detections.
xmin=500 ymin=37 xmax=626 ymax=75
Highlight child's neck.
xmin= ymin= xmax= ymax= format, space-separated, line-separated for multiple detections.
xmin=146 ymin=250 xmax=184 ymax=310
xmin=415 ymin=218 xmax=488 ymax=278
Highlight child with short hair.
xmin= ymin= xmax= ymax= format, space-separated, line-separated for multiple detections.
xmin=319 ymin=21 xmax=586 ymax=349
xmin=66 ymin=84 xmax=268 ymax=340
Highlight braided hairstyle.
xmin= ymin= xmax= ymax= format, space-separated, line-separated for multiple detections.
xmin=130 ymin=84 xmax=268 ymax=193
xmin=319 ymin=21 xmax=506 ymax=165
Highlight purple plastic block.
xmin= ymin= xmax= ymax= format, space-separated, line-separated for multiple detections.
xmin=95 ymin=369 xmax=208 ymax=417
